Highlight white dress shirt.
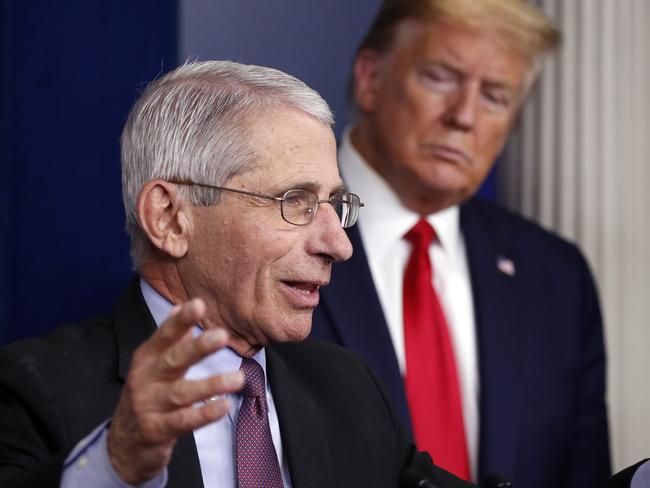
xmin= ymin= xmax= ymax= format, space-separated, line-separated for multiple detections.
xmin=339 ymin=127 xmax=479 ymax=480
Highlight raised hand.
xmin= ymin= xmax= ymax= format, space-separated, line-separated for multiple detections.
xmin=107 ymin=298 xmax=244 ymax=485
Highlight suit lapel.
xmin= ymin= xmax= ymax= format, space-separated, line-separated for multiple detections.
xmin=112 ymin=277 xmax=158 ymax=381
xmin=461 ymin=202 xmax=524 ymax=481
xmin=112 ymin=277 xmax=204 ymax=488
xmin=266 ymin=346 xmax=335 ymax=488
xmin=318 ymin=226 xmax=413 ymax=434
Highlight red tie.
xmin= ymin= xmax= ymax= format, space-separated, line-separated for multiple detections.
xmin=403 ymin=219 xmax=469 ymax=480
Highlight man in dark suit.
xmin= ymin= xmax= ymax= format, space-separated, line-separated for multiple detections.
xmin=311 ymin=0 xmax=611 ymax=486
xmin=0 ymin=61 xmax=472 ymax=487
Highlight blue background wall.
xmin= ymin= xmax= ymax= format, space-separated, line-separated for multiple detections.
xmin=1 ymin=0 xmax=495 ymax=344
xmin=180 ymin=0 xmax=381 ymax=139
xmin=1 ymin=0 xmax=177 ymax=343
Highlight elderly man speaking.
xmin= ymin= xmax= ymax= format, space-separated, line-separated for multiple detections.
xmin=0 ymin=62 xmax=473 ymax=488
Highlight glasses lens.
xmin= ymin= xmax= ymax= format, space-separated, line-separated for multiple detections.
xmin=281 ymin=189 xmax=318 ymax=225
xmin=331 ymin=193 xmax=360 ymax=228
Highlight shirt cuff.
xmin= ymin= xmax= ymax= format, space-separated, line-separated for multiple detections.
xmin=61 ymin=420 xmax=168 ymax=488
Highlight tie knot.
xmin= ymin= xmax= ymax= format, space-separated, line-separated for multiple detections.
xmin=404 ymin=219 xmax=436 ymax=250
xmin=240 ymin=358 xmax=266 ymax=398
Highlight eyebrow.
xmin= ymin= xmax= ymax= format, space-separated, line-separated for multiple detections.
xmin=272 ymin=180 xmax=348 ymax=197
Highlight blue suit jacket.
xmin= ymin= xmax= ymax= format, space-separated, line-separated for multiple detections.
xmin=311 ymin=198 xmax=611 ymax=487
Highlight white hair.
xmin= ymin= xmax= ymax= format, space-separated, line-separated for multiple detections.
xmin=120 ymin=60 xmax=334 ymax=268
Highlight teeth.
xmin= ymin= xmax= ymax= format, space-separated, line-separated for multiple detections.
xmin=288 ymin=282 xmax=316 ymax=293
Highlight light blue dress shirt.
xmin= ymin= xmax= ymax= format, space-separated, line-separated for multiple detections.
xmin=60 ymin=279 xmax=292 ymax=487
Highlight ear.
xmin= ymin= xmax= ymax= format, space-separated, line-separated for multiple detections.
xmin=353 ymin=48 xmax=383 ymax=113
xmin=136 ymin=179 xmax=191 ymax=259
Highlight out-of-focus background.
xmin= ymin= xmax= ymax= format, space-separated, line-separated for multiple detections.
xmin=1 ymin=0 xmax=648 ymax=471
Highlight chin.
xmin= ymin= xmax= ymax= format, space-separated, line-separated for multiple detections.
xmin=419 ymin=174 xmax=474 ymax=198
xmin=274 ymin=316 xmax=313 ymax=344
xmin=286 ymin=323 xmax=312 ymax=343
xmin=255 ymin=308 xmax=313 ymax=346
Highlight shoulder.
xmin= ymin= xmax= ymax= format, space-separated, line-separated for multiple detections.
xmin=0 ymin=316 xmax=118 ymax=391
xmin=463 ymin=199 xmax=573 ymax=245
xmin=0 ymin=315 xmax=116 ymax=361
xmin=462 ymin=199 xmax=591 ymax=268
xmin=0 ymin=276 xmax=154 ymax=384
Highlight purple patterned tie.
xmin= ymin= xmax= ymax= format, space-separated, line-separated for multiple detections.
xmin=236 ymin=358 xmax=284 ymax=488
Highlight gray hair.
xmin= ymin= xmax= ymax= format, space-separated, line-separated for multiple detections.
xmin=120 ymin=60 xmax=334 ymax=268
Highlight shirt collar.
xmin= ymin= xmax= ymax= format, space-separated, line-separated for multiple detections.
xmin=339 ymin=126 xmax=461 ymax=258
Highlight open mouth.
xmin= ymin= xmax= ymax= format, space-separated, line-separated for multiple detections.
xmin=284 ymin=281 xmax=320 ymax=294
xmin=280 ymin=280 xmax=324 ymax=308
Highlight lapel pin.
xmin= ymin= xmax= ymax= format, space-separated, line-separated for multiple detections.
xmin=497 ymin=255 xmax=516 ymax=277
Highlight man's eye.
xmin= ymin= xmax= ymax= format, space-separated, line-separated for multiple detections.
xmin=420 ymin=67 xmax=459 ymax=92
xmin=481 ymin=88 xmax=512 ymax=110
xmin=283 ymin=191 xmax=311 ymax=208
xmin=284 ymin=195 xmax=303 ymax=206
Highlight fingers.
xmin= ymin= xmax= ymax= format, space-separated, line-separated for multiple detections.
xmin=135 ymin=298 xmax=229 ymax=382
xmin=156 ymin=327 xmax=230 ymax=379
xmin=108 ymin=297 xmax=242 ymax=485
xmin=157 ymin=370 xmax=245 ymax=410
xmin=145 ymin=298 xmax=206 ymax=354
xmin=107 ymin=397 xmax=232 ymax=485
xmin=155 ymin=398 xmax=232 ymax=439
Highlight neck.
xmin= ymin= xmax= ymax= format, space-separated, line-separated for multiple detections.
xmin=140 ymin=262 xmax=263 ymax=359
xmin=140 ymin=261 xmax=190 ymax=307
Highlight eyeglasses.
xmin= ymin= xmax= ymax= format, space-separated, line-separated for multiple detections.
xmin=169 ymin=178 xmax=364 ymax=228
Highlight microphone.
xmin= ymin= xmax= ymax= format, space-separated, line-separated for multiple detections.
xmin=399 ymin=468 xmax=439 ymax=488
xmin=482 ymin=474 xmax=513 ymax=487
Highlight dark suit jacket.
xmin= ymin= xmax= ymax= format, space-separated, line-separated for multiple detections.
xmin=0 ymin=279 xmax=472 ymax=488
xmin=311 ymin=199 xmax=611 ymax=487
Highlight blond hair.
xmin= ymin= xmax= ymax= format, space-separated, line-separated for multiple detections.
xmin=358 ymin=0 xmax=560 ymax=63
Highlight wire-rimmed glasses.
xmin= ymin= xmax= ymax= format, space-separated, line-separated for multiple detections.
xmin=169 ymin=179 xmax=364 ymax=228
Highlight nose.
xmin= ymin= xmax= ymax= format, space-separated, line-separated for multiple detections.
xmin=308 ymin=203 xmax=353 ymax=263
xmin=443 ymin=82 xmax=479 ymax=132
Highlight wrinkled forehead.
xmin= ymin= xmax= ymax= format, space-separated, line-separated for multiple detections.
xmin=391 ymin=19 xmax=531 ymax=62
xmin=235 ymin=107 xmax=342 ymax=195
xmin=386 ymin=19 xmax=533 ymax=91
